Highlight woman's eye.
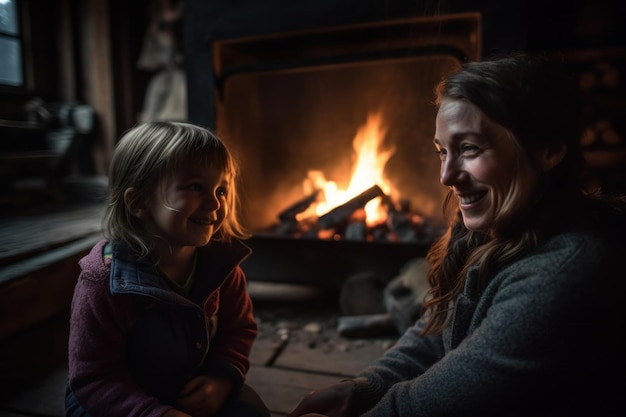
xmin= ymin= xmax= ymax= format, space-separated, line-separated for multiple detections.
xmin=188 ymin=183 xmax=203 ymax=192
xmin=460 ymin=144 xmax=480 ymax=155
xmin=434 ymin=148 xmax=447 ymax=160
xmin=217 ymin=187 xmax=228 ymax=197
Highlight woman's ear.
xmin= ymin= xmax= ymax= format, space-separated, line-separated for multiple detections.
xmin=124 ymin=188 xmax=147 ymax=219
xmin=538 ymin=142 xmax=567 ymax=172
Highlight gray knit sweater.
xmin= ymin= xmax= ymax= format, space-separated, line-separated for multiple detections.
xmin=350 ymin=232 xmax=625 ymax=416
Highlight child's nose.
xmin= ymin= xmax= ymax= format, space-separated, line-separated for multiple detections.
xmin=204 ymin=192 xmax=221 ymax=211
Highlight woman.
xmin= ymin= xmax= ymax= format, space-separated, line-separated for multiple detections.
xmin=287 ymin=53 xmax=626 ymax=416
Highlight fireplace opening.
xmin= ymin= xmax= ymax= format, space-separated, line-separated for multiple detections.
xmin=207 ymin=12 xmax=481 ymax=286
xmin=214 ymin=13 xmax=480 ymax=233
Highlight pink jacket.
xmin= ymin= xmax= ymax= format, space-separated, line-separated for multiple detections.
xmin=67 ymin=239 xmax=257 ymax=417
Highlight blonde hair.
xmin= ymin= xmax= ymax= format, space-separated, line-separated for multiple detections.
xmin=102 ymin=121 xmax=249 ymax=256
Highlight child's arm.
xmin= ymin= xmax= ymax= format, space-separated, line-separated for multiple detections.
xmin=201 ymin=266 xmax=257 ymax=389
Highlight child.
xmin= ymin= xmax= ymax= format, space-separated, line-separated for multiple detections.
xmin=65 ymin=121 xmax=270 ymax=417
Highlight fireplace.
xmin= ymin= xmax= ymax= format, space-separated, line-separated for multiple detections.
xmin=212 ymin=12 xmax=480 ymax=231
xmin=185 ymin=9 xmax=481 ymax=287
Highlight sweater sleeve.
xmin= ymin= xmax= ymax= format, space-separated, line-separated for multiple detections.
xmin=350 ymin=234 xmax=616 ymax=417
xmin=349 ymin=319 xmax=445 ymax=415
xmin=201 ymin=265 xmax=257 ymax=390
xmin=67 ymin=243 xmax=173 ymax=417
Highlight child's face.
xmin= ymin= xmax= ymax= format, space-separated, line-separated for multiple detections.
xmin=147 ymin=162 xmax=230 ymax=251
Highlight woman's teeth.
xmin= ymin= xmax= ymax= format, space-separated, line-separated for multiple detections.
xmin=459 ymin=192 xmax=485 ymax=205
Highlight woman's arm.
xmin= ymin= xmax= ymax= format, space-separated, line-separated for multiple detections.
xmin=288 ymin=318 xmax=446 ymax=417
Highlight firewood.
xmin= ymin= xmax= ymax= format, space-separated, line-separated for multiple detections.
xmin=278 ymin=189 xmax=321 ymax=221
xmin=317 ymin=185 xmax=385 ymax=229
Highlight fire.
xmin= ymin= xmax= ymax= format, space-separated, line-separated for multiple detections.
xmin=298 ymin=111 xmax=395 ymax=226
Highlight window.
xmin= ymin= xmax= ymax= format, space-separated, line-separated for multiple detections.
xmin=0 ymin=0 xmax=22 ymax=87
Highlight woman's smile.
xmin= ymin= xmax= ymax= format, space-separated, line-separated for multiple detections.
xmin=457 ymin=190 xmax=488 ymax=207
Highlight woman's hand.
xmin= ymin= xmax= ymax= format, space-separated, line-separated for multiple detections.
xmin=177 ymin=375 xmax=233 ymax=417
xmin=287 ymin=380 xmax=354 ymax=417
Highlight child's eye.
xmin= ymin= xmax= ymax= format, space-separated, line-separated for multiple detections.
xmin=217 ymin=187 xmax=228 ymax=197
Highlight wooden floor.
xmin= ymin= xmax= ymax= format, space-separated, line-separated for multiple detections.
xmin=0 ymin=284 xmax=396 ymax=417
xmin=0 ymin=201 xmax=398 ymax=417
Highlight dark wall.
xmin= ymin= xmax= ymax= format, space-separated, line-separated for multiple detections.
xmin=109 ymin=0 xmax=154 ymax=135
xmin=526 ymin=0 xmax=625 ymax=52
xmin=184 ymin=0 xmax=625 ymax=127
xmin=184 ymin=0 xmax=528 ymax=129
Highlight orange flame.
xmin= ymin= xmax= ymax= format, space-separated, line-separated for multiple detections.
xmin=298 ymin=112 xmax=395 ymax=226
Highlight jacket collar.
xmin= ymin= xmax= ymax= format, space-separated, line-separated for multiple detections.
xmin=109 ymin=239 xmax=252 ymax=304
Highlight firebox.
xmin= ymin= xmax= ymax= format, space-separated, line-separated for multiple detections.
xmin=186 ymin=10 xmax=481 ymax=287
xmin=213 ymin=13 xmax=481 ymax=231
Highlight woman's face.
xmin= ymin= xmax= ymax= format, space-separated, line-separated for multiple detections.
xmin=434 ymin=98 xmax=541 ymax=232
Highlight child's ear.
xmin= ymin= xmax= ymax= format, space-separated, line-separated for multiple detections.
xmin=124 ymin=188 xmax=147 ymax=219
xmin=538 ymin=142 xmax=567 ymax=172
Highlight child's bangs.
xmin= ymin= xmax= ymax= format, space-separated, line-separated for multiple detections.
xmin=169 ymin=139 xmax=234 ymax=176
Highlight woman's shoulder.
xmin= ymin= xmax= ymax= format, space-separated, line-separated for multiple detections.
xmin=538 ymin=230 xmax=617 ymax=267
xmin=501 ymin=230 xmax=622 ymax=292
xmin=543 ymin=230 xmax=607 ymax=251
xmin=487 ymin=231 xmax=620 ymax=317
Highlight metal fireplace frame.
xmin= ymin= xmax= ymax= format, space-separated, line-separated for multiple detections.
xmin=212 ymin=12 xmax=481 ymax=127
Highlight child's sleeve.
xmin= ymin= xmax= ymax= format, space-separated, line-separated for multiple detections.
xmin=201 ymin=265 xmax=257 ymax=391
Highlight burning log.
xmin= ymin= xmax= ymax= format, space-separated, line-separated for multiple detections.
xmin=386 ymin=199 xmax=420 ymax=242
xmin=317 ymin=185 xmax=385 ymax=230
xmin=262 ymin=183 xmax=445 ymax=244
xmin=278 ymin=189 xmax=321 ymax=221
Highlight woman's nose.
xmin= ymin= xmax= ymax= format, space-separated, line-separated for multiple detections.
xmin=440 ymin=157 xmax=464 ymax=187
